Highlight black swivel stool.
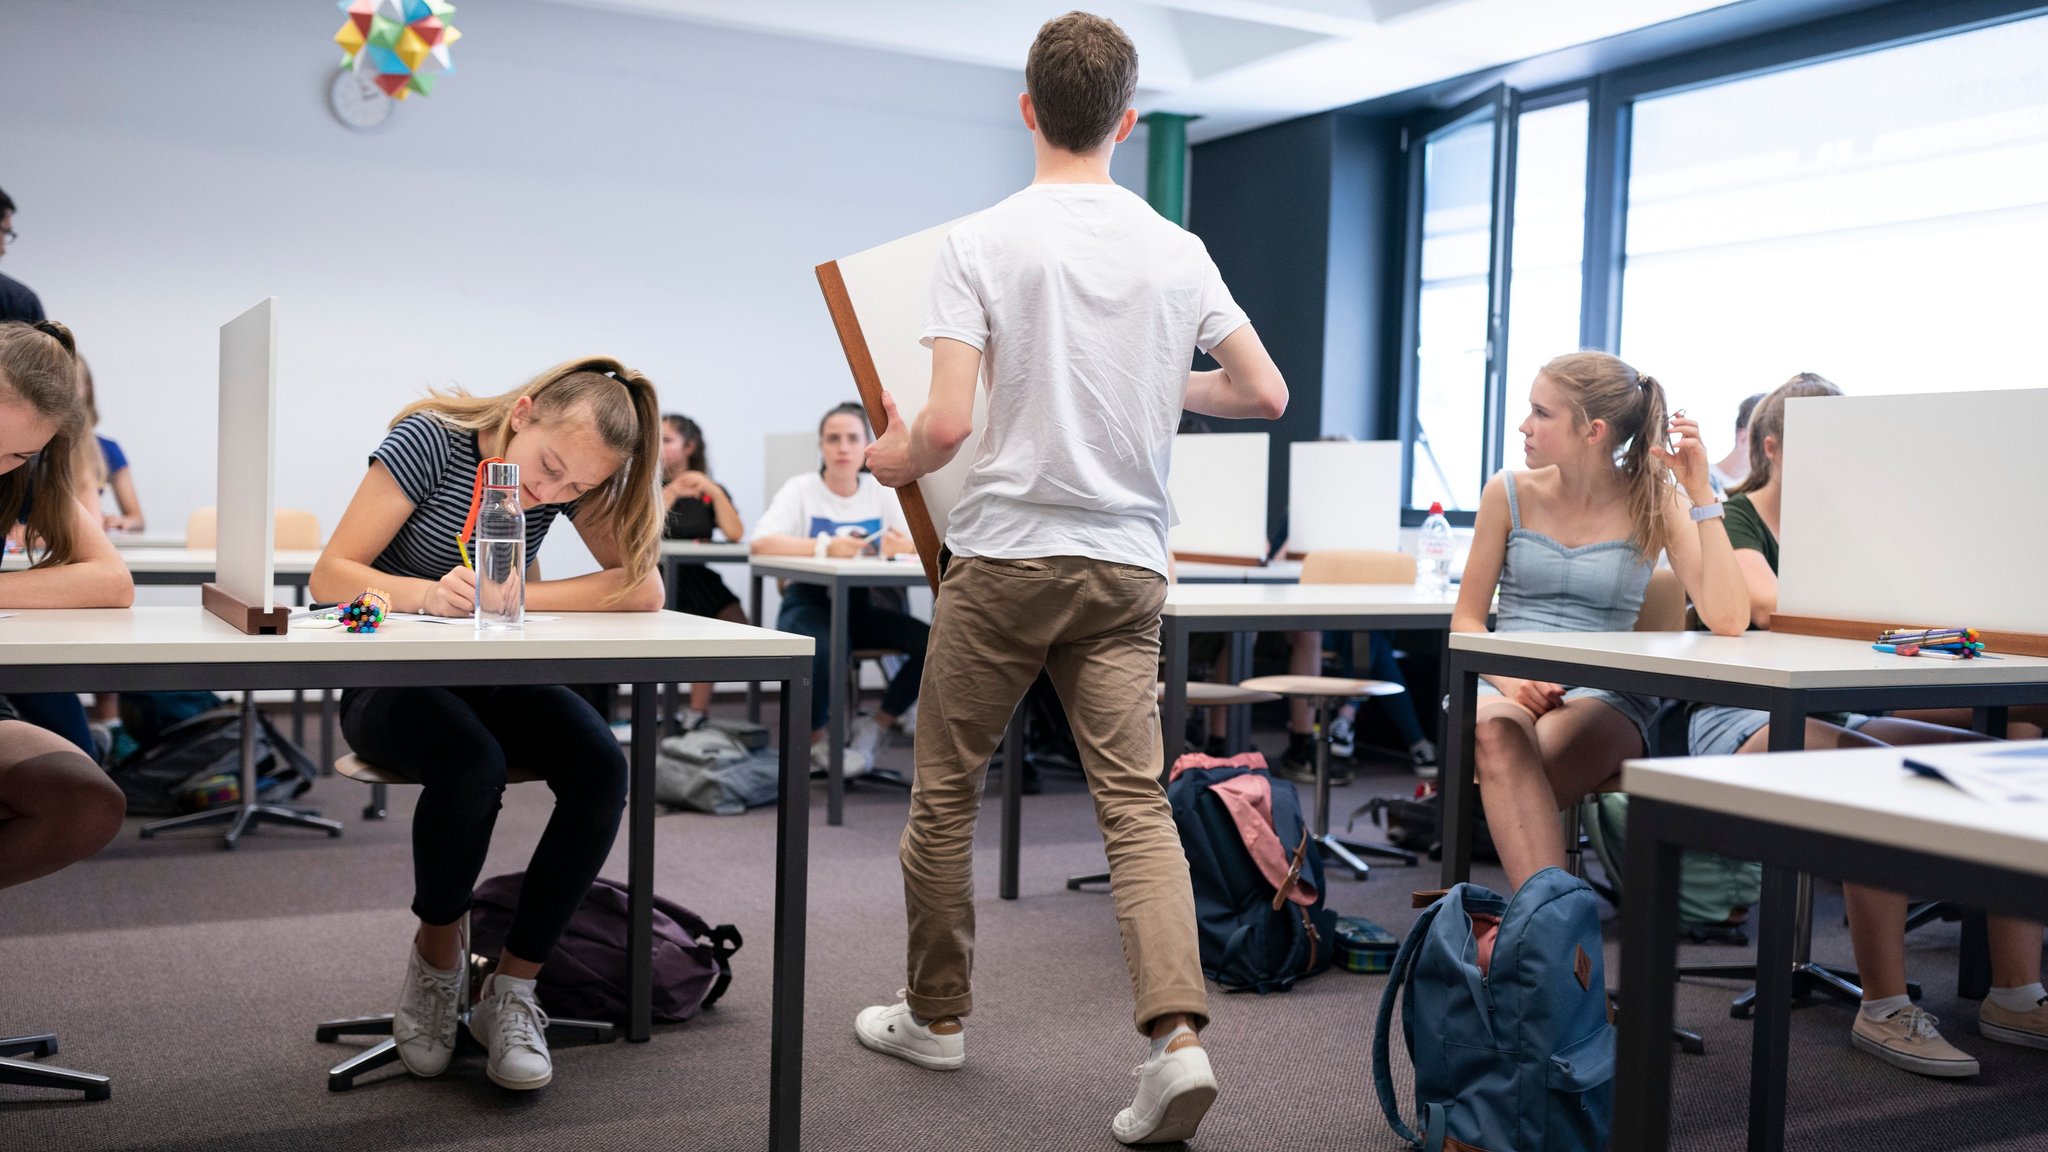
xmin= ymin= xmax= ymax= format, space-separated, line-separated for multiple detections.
xmin=312 ymin=755 xmax=616 ymax=1090
xmin=0 ymin=1032 xmax=110 ymax=1101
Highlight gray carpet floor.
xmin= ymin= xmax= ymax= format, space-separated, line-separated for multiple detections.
xmin=2 ymin=704 xmax=2044 ymax=1151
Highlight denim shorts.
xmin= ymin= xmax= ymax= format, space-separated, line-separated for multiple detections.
xmin=1473 ymin=680 xmax=1661 ymax=751
xmin=1687 ymin=704 xmax=1871 ymax=757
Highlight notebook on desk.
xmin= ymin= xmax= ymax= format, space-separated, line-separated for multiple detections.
xmin=1904 ymin=741 xmax=2048 ymax=805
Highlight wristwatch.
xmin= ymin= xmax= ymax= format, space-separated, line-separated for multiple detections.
xmin=1689 ymin=501 xmax=1725 ymax=523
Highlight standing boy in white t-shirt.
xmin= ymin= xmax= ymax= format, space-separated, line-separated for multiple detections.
xmin=855 ymin=13 xmax=1287 ymax=1145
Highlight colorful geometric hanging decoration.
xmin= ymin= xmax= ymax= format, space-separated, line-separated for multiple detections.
xmin=334 ymin=0 xmax=460 ymax=101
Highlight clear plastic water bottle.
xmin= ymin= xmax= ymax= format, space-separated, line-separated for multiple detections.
xmin=475 ymin=461 xmax=526 ymax=632
xmin=1417 ymin=501 xmax=1453 ymax=599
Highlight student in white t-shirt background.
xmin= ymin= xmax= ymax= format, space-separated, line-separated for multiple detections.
xmin=750 ymin=401 xmax=926 ymax=775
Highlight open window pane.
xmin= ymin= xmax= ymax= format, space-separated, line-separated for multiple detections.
xmin=1498 ymin=100 xmax=1587 ymax=472
xmin=1410 ymin=113 xmax=1495 ymax=512
xmin=1620 ymin=14 xmax=2048 ymax=461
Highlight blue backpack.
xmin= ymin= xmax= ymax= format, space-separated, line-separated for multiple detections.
xmin=1167 ymin=756 xmax=1336 ymax=994
xmin=1372 ymin=869 xmax=1614 ymax=1152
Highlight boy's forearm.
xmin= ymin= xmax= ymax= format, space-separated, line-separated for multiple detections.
xmin=907 ymin=411 xmax=968 ymax=479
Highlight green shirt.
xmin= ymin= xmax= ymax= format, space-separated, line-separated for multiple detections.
xmin=1693 ymin=491 xmax=1777 ymax=635
xmin=1721 ymin=491 xmax=1777 ymax=574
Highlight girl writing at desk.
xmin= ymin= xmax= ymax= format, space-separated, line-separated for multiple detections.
xmin=312 ymin=356 xmax=664 ymax=1093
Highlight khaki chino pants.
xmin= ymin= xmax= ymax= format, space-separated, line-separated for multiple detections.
xmin=900 ymin=554 xmax=1209 ymax=1034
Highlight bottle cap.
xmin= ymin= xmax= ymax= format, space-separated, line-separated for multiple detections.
xmin=486 ymin=461 xmax=520 ymax=489
xmin=1429 ymin=502 xmax=1443 ymax=515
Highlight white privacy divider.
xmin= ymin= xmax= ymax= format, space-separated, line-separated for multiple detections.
xmin=1168 ymin=431 xmax=1270 ymax=564
xmin=205 ymin=298 xmax=288 ymax=634
xmin=1777 ymin=388 xmax=2048 ymax=642
xmin=1288 ymin=440 xmax=1402 ymax=556
xmin=817 ymin=219 xmax=976 ymax=589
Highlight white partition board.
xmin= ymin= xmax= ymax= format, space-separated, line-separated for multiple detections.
xmin=1779 ymin=388 xmax=2048 ymax=632
xmin=762 ymin=431 xmax=818 ymax=511
xmin=215 ymin=298 xmax=278 ymax=612
xmin=1168 ymin=432 xmax=1270 ymax=562
xmin=1288 ymin=440 xmax=1401 ymax=554
xmin=820 ymin=218 xmax=984 ymax=554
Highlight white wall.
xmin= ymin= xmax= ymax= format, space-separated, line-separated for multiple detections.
xmin=0 ymin=0 xmax=1146 ymax=584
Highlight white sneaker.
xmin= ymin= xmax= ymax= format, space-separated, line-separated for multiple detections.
xmin=811 ymin=737 xmax=869 ymax=780
xmin=1411 ymin=739 xmax=1439 ymax=781
xmin=469 ymin=975 xmax=553 ymax=1090
xmin=896 ymin=702 xmax=918 ymax=737
xmin=854 ymin=999 xmax=964 ymax=1070
xmin=848 ymin=715 xmax=886 ymax=768
xmin=1113 ymin=1029 xmax=1218 ymax=1146
xmin=393 ymin=919 xmax=468 ymax=1078
xmin=678 ymin=706 xmax=708 ymax=732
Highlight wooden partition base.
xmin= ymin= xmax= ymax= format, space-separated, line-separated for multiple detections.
xmin=1173 ymin=552 xmax=1266 ymax=568
xmin=1772 ymin=614 xmax=2048 ymax=659
xmin=203 ymin=582 xmax=290 ymax=636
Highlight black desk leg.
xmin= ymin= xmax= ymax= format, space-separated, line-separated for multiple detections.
xmin=1614 ymin=797 xmax=1685 ymax=1152
xmin=771 ymin=670 xmax=812 ymax=1152
xmin=747 ymin=573 xmax=764 ymax=723
xmin=1225 ymin=631 xmax=1253 ymax=753
xmin=1001 ymin=704 xmax=1023 ymax=901
xmin=826 ymin=584 xmax=848 ymax=826
xmin=1161 ymin=620 xmax=1189 ymax=779
xmin=1746 ymin=698 xmax=1805 ymax=1152
xmin=1439 ymin=660 xmax=1477 ymax=888
xmin=628 ymin=684 xmax=656 ymax=1043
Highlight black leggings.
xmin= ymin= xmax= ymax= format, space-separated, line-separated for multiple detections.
xmin=340 ymin=684 xmax=627 ymax=964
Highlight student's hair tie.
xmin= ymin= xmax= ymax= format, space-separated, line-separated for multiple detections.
xmin=30 ymin=320 xmax=76 ymax=356
xmin=456 ymin=455 xmax=509 ymax=569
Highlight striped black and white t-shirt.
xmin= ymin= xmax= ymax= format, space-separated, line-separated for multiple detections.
xmin=369 ymin=413 xmax=572 ymax=581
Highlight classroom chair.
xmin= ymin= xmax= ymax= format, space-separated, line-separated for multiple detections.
xmin=1239 ymin=673 xmax=1411 ymax=881
xmin=184 ymin=506 xmax=322 ymax=550
xmin=1065 ymin=681 xmax=1281 ymax=893
xmin=0 ymin=1032 xmax=111 ymax=1101
xmin=314 ymin=754 xmax=617 ymax=1090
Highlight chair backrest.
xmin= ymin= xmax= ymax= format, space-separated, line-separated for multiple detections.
xmin=1635 ymin=567 xmax=1686 ymax=633
xmin=186 ymin=507 xmax=322 ymax=550
xmin=1300 ymin=549 xmax=1415 ymax=586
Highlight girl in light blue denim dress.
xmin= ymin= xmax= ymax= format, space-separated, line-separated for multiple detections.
xmin=1451 ymin=351 xmax=1751 ymax=893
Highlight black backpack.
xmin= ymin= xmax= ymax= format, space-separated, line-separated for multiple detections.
xmin=106 ymin=703 xmax=314 ymax=817
xmin=1167 ymin=754 xmax=1336 ymax=993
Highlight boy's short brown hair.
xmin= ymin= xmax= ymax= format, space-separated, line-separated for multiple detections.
xmin=1026 ymin=12 xmax=1139 ymax=153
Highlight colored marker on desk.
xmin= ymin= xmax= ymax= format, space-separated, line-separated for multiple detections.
xmin=1873 ymin=642 xmax=1921 ymax=656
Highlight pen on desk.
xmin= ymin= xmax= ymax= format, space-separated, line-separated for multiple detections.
xmin=1912 ymin=649 xmax=1968 ymax=661
xmin=1872 ymin=643 xmax=1921 ymax=656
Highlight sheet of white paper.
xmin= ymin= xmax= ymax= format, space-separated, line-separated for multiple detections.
xmin=1905 ymin=742 xmax=2048 ymax=805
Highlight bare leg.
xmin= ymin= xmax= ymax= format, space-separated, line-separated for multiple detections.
xmin=0 ymin=721 xmax=126 ymax=892
xmin=1475 ymin=697 xmax=1641 ymax=890
xmin=416 ymin=919 xmax=465 ymax=971
xmin=1845 ymin=886 xmax=1912 ymax=1001
xmin=1990 ymin=918 xmax=2044 ymax=987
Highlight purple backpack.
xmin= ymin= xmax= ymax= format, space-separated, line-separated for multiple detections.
xmin=470 ymin=873 xmax=740 ymax=1025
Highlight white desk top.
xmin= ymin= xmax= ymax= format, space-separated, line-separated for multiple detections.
xmin=660 ymin=540 xmax=750 ymax=561
xmin=0 ymin=607 xmax=812 ymax=665
xmin=118 ymin=548 xmax=323 ymax=574
xmin=1624 ymin=742 xmax=2048 ymax=879
xmin=1451 ymin=630 xmax=2048 ymax=689
xmin=747 ymin=555 xmax=929 ymax=582
xmin=103 ymin=532 xmax=189 ymax=549
xmin=1163 ymin=583 xmax=1456 ymax=619
xmin=1175 ymin=560 xmax=1303 ymax=584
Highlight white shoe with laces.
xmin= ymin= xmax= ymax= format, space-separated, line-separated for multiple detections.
xmin=469 ymin=974 xmax=554 ymax=1090
xmin=392 ymin=918 xmax=468 ymax=1078
xmin=854 ymin=998 xmax=964 ymax=1070
xmin=1113 ymin=1027 xmax=1217 ymax=1145
xmin=847 ymin=715 xmax=886 ymax=769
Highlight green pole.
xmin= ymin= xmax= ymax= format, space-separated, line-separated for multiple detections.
xmin=1143 ymin=112 xmax=1195 ymax=227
